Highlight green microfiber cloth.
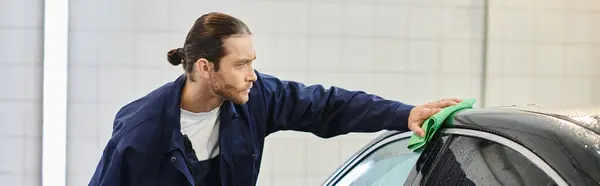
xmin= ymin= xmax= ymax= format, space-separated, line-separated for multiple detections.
xmin=407 ymin=98 xmax=476 ymax=152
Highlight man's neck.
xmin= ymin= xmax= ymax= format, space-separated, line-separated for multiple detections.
xmin=180 ymin=80 xmax=224 ymax=113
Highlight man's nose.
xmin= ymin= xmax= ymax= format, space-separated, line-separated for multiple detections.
xmin=246 ymin=70 xmax=257 ymax=82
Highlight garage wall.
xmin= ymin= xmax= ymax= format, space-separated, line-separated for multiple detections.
xmin=253 ymin=1 xmax=486 ymax=185
xmin=485 ymin=0 xmax=600 ymax=106
xmin=65 ymin=0 xmax=486 ymax=185
xmin=65 ymin=0 xmax=189 ymax=184
xmin=0 ymin=0 xmax=598 ymax=185
xmin=0 ymin=0 xmax=44 ymax=185
xmin=0 ymin=0 xmax=584 ymax=186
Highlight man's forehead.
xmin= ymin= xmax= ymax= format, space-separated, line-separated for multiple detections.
xmin=223 ymin=36 xmax=253 ymax=49
xmin=222 ymin=36 xmax=255 ymax=60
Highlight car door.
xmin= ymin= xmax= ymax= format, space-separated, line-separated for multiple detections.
xmin=322 ymin=131 xmax=452 ymax=186
xmin=406 ymin=128 xmax=568 ymax=186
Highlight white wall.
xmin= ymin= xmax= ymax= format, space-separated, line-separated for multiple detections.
xmin=486 ymin=0 xmax=600 ymax=107
xmin=0 ymin=0 xmax=44 ymax=185
xmin=253 ymin=1 xmax=487 ymax=185
xmin=67 ymin=0 xmax=487 ymax=185
xmin=54 ymin=0 xmax=600 ymax=185
xmin=65 ymin=0 xmax=186 ymax=183
xmin=1 ymin=0 xmax=599 ymax=186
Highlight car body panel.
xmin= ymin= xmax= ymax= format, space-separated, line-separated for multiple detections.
xmin=324 ymin=106 xmax=600 ymax=186
xmin=501 ymin=104 xmax=600 ymax=134
xmin=451 ymin=108 xmax=600 ymax=185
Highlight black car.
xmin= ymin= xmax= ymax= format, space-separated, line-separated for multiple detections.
xmin=322 ymin=105 xmax=600 ymax=186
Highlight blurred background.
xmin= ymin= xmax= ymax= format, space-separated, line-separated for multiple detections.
xmin=1 ymin=0 xmax=599 ymax=185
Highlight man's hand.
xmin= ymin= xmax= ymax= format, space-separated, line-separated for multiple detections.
xmin=408 ymin=98 xmax=462 ymax=137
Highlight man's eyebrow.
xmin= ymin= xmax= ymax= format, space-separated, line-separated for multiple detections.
xmin=238 ymin=56 xmax=257 ymax=63
xmin=235 ymin=59 xmax=251 ymax=65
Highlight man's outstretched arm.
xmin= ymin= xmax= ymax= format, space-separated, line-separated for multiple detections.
xmin=257 ymin=72 xmax=459 ymax=138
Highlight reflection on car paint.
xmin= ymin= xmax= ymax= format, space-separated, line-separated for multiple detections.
xmin=424 ymin=136 xmax=555 ymax=186
xmin=452 ymin=108 xmax=600 ymax=185
xmin=324 ymin=106 xmax=600 ymax=186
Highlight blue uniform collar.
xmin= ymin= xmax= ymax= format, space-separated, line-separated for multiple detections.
xmin=163 ymin=74 xmax=238 ymax=153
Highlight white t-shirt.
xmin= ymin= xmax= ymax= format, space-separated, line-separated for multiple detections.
xmin=180 ymin=107 xmax=220 ymax=161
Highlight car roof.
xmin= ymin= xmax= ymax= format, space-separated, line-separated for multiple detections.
xmin=493 ymin=104 xmax=600 ymax=134
xmin=449 ymin=105 xmax=600 ymax=147
xmin=443 ymin=105 xmax=600 ymax=184
xmin=376 ymin=104 xmax=600 ymax=141
xmin=367 ymin=105 xmax=600 ymax=185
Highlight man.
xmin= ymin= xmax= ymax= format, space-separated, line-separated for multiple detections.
xmin=89 ymin=12 xmax=461 ymax=186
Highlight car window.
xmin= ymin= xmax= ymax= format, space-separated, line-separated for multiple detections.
xmin=406 ymin=134 xmax=451 ymax=185
xmin=423 ymin=136 xmax=558 ymax=186
xmin=335 ymin=137 xmax=422 ymax=186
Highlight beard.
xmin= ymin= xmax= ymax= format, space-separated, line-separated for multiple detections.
xmin=209 ymin=71 xmax=248 ymax=105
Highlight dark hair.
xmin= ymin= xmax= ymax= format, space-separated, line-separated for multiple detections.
xmin=167 ymin=12 xmax=252 ymax=79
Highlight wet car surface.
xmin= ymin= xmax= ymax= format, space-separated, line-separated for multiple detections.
xmin=322 ymin=105 xmax=600 ymax=186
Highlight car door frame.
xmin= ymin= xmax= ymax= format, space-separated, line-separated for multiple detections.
xmin=322 ymin=128 xmax=569 ymax=186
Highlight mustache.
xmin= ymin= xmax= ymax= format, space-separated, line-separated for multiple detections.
xmin=219 ymin=82 xmax=252 ymax=91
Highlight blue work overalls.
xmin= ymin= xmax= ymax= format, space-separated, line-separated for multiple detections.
xmin=88 ymin=70 xmax=415 ymax=186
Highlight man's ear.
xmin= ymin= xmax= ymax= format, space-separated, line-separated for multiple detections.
xmin=195 ymin=58 xmax=212 ymax=78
